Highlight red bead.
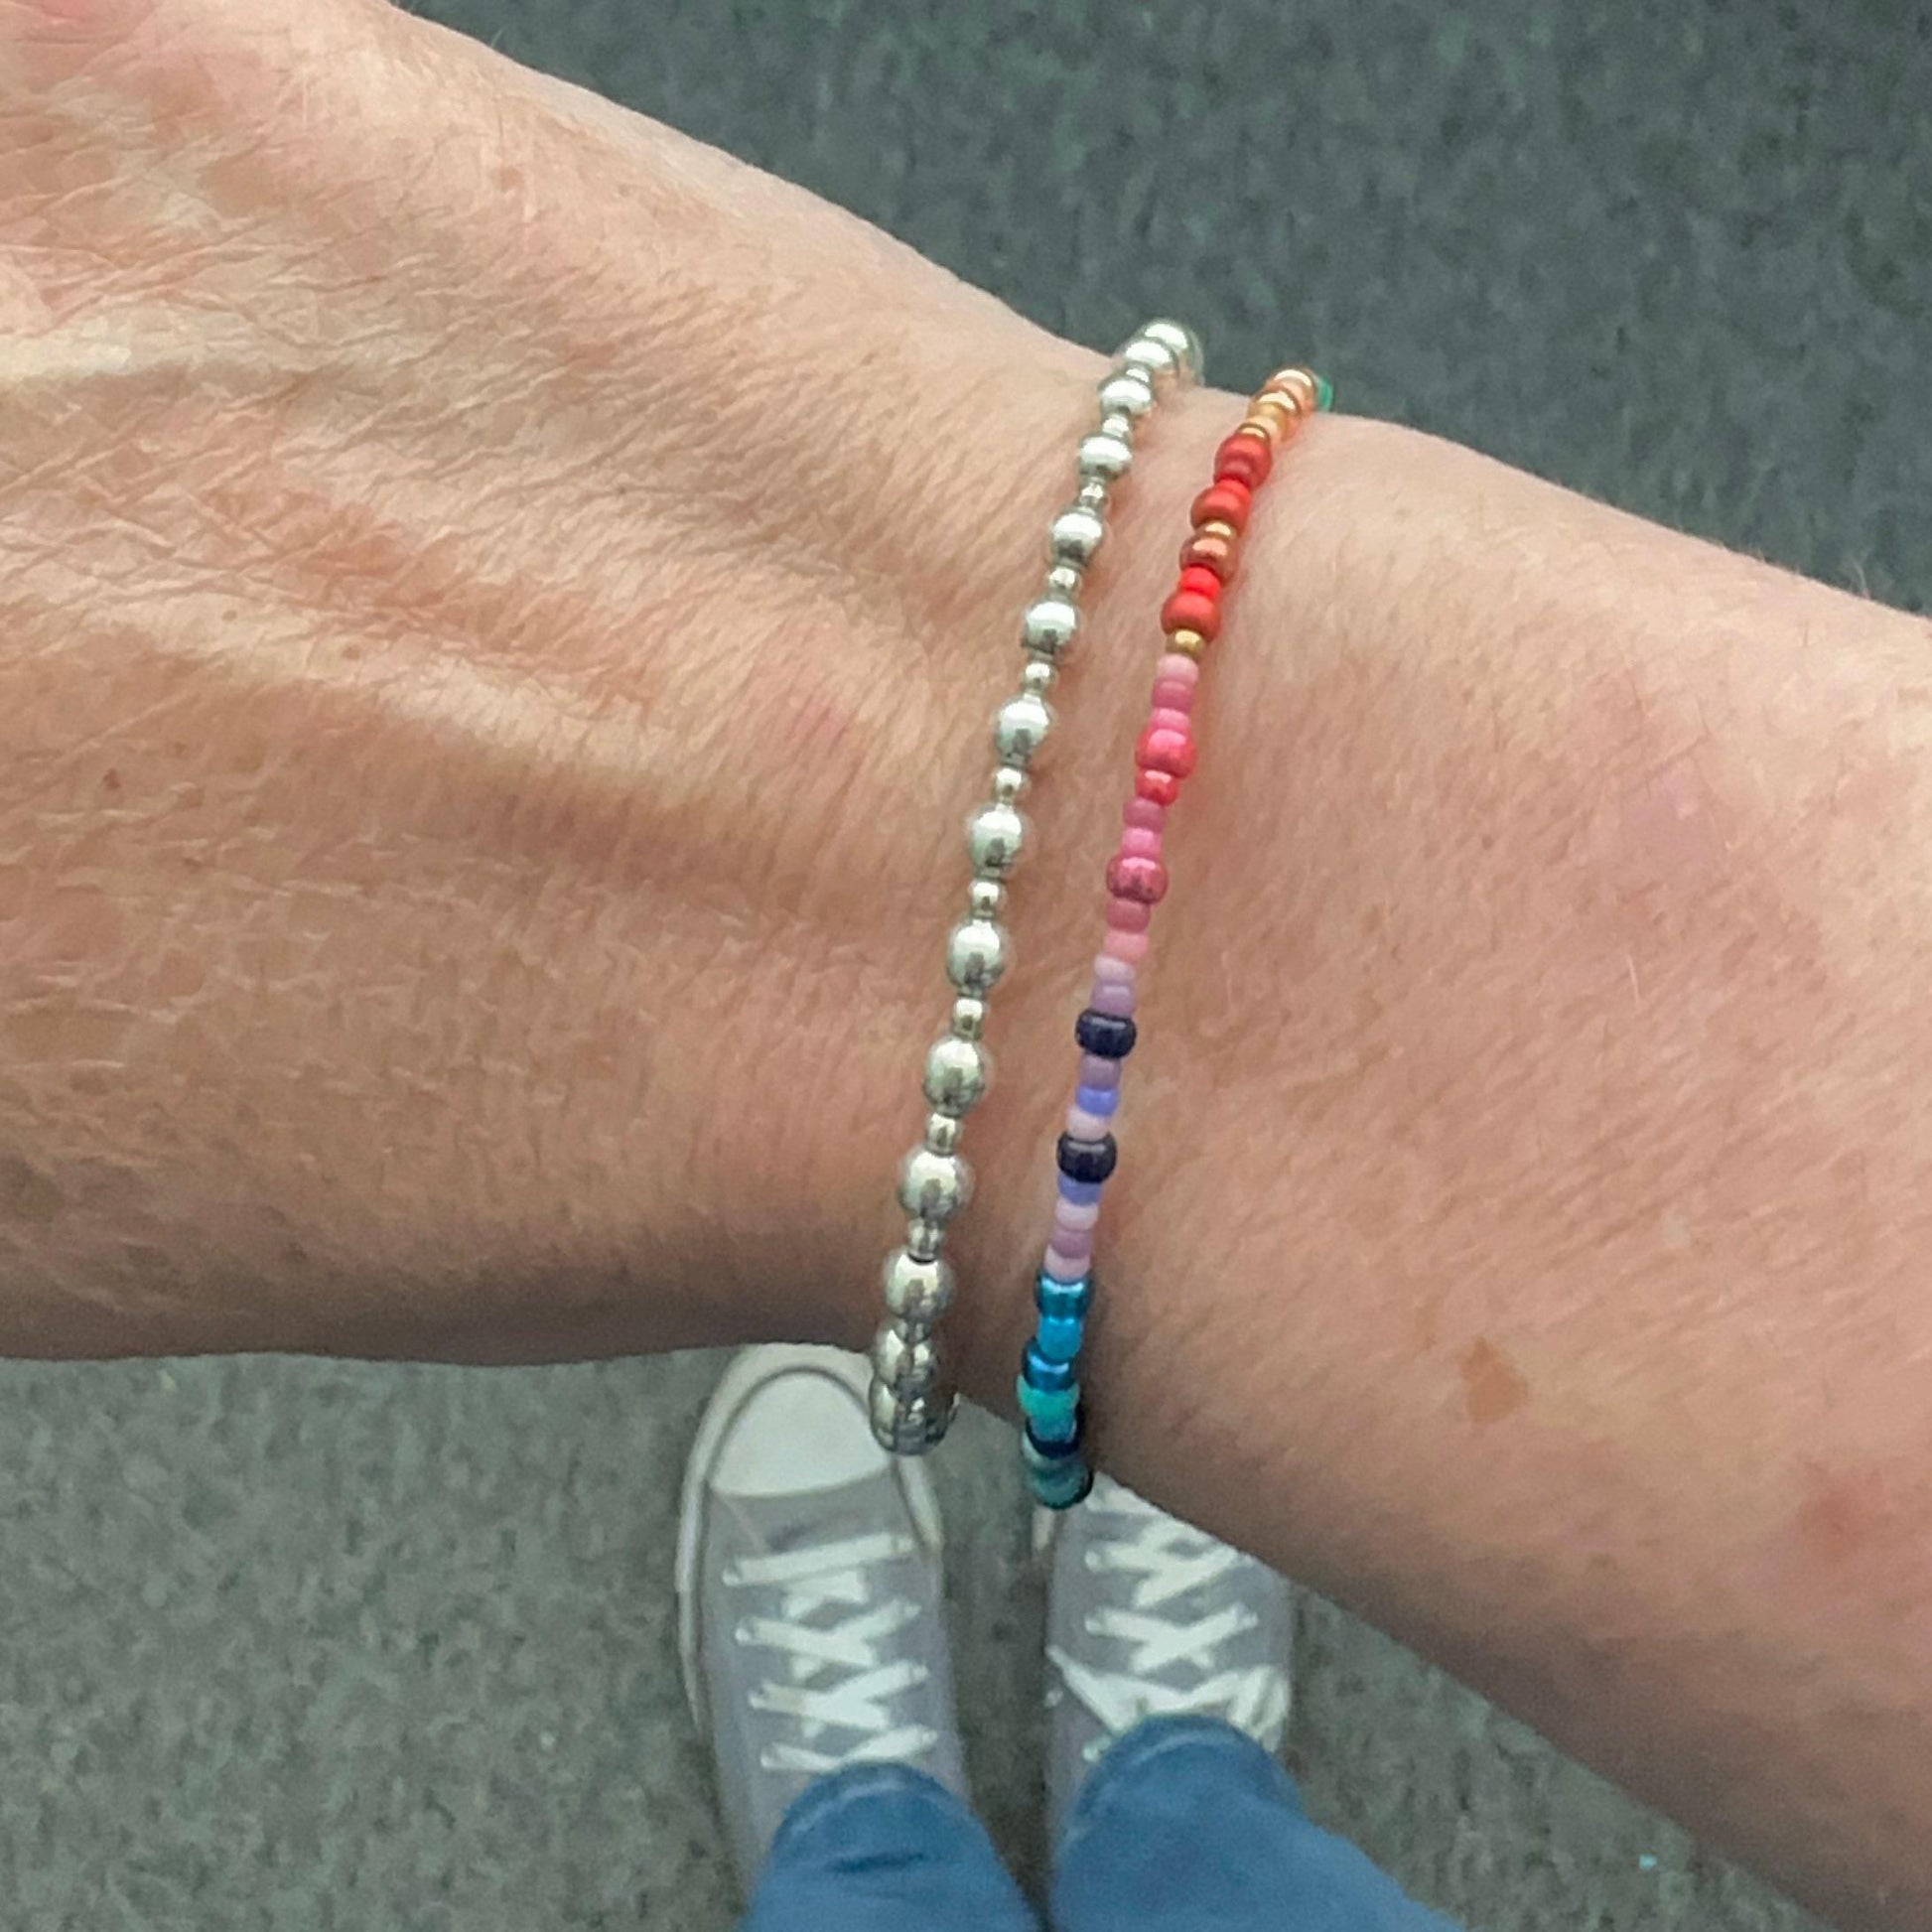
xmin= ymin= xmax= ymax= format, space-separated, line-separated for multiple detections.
xmin=1136 ymin=768 xmax=1181 ymax=807
xmin=1104 ymin=893 xmax=1153 ymax=931
xmin=1191 ymin=481 xmax=1252 ymax=533
xmin=1123 ymin=796 xmax=1167 ymax=831
xmin=1136 ymin=722 xmax=1196 ymax=779
xmin=1215 ymin=432 xmax=1273 ymax=487
xmin=1180 ymin=530 xmax=1237 ymax=581
xmin=1162 ymin=589 xmax=1221 ymax=640
xmin=1107 ymin=854 xmax=1170 ymax=904
xmin=1177 ymin=565 xmax=1223 ymax=603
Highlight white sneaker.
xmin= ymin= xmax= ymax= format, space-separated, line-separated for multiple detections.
xmin=1043 ymin=1475 xmax=1294 ymax=1842
xmin=676 ymin=1345 xmax=968 ymax=1890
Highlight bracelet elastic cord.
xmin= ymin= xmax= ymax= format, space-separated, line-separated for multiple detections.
xmin=866 ymin=320 xmax=1204 ymax=1455
xmin=1019 ymin=362 xmax=1334 ymax=1509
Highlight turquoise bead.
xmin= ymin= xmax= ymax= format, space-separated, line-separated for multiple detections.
xmin=1031 ymin=1456 xmax=1094 ymax=1511
xmin=1017 ymin=1375 xmax=1079 ymax=1432
xmin=1035 ymin=1273 xmax=1093 ymax=1322
xmin=1034 ymin=1313 xmax=1085 ymax=1362
xmin=1314 ymin=372 xmax=1334 ymax=412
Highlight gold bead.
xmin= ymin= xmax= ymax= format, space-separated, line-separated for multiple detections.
xmin=1233 ymin=419 xmax=1276 ymax=446
xmin=1196 ymin=519 xmax=1238 ymax=543
xmin=1167 ymin=627 xmax=1207 ymax=659
xmin=1262 ymin=367 xmax=1320 ymax=416
xmin=1248 ymin=395 xmax=1299 ymax=441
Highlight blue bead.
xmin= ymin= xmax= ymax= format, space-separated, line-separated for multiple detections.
xmin=1022 ymin=1342 xmax=1075 ymax=1392
xmin=1031 ymin=1457 xmax=1094 ymax=1511
xmin=1035 ymin=1272 xmax=1093 ymax=1321
xmin=1075 ymin=1009 xmax=1138 ymax=1058
xmin=1024 ymin=1417 xmax=1083 ymax=1461
xmin=1074 ymin=1082 xmax=1119 ymax=1118
xmin=1017 ymin=1378 xmax=1081 ymax=1434
xmin=1056 ymin=1132 xmax=1118 ymax=1184
xmin=1034 ymin=1312 xmax=1085 ymax=1362
xmin=1057 ymin=1175 xmax=1103 ymax=1207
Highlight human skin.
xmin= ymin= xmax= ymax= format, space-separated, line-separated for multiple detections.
xmin=3 ymin=0 xmax=1929 ymax=1924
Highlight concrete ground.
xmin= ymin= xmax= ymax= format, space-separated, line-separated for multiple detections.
xmin=3 ymin=1 xmax=1926 ymax=1926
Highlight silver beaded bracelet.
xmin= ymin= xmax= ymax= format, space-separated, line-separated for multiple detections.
xmin=867 ymin=318 xmax=1203 ymax=1454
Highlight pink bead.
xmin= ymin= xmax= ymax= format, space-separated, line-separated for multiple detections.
xmin=1107 ymin=854 xmax=1169 ymax=904
xmin=1065 ymin=1105 xmax=1111 ymax=1141
xmin=1079 ymin=1053 xmax=1121 ymax=1089
xmin=1053 ymin=1197 xmax=1102 ymax=1233
xmin=1148 ymin=706 xmax=1192 ymax=736
xmin=1088 ymin=980 xmax=1137 ymax=1019
xmin=1042 ymin=1247 xmax=1089 ymax=1284
xmin=1047 ymin=1224 xmax=1096 ymax=1262
xmin=1155 ymin=652 xmax=1200 ymax=688
xmin=1151 ymin=677 xmax=1196 ymax=714
xmin=1119 ymin=827 xmax=1163 ymax=860
xmin=1091 ymin=952 xmax=1137 ymax=986
xmin=1122 ymin=797 xmax=1167 ymax=832
xmin=1105 ymin=896 xmax=1152 ymax=932
xmin=1101 ymin=928 xmax=1152 ymax=963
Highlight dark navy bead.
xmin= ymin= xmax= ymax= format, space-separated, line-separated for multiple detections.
xmin=1022 ymin=1342 xmax=1076 ymax=1393
xmin=1035 ymin=1272 xmax=1094 ymax=1321
xmin=1074 ymin=1009 xmax=1138 ymax=1058
xmin=1056 ymin=1132 xmax=1118 ymax=1185
xmin=1026 ymin=1418 xmax=1084 ymax=1460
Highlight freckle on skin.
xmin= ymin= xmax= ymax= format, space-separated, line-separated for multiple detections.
xmin=1796 ymin=1464 xmax=1875 ymax=1569
xmin=1460 ymin=1335 xmax=1530 ymax=1425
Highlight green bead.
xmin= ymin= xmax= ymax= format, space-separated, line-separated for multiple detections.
xmin=1314 ymin=372 xmax=1334 ymax=412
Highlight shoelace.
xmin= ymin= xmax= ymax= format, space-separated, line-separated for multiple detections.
xmin=725 ymin=1530 xmax=941 ymax=1775
xmin=1048 ymin=1485 xmax=1290 ymax=1760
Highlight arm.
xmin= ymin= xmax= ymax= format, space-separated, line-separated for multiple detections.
xmin=4 ymin=2 xmax=1927 ymax=1923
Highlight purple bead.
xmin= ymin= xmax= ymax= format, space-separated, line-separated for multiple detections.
xmin=1075 ymin=1083 xmax=1119 ymax=1117
xmin=1057 ymin=1174 xmax=1103 ymax=1207
xmin=1042 ymin=1246 xmax=1089 ymax=1283
xmin=1078 ymin=1053 xmax=1121 ymax=1091
xmin=1047 ymin=1225 xmax=1095 ymax=1263
xmin=1089 ymin=979 xmax=1137 ymax=1019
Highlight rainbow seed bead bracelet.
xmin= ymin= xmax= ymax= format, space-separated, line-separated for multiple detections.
xmin=1019 ymin=363 xmax=1333 ymax=1509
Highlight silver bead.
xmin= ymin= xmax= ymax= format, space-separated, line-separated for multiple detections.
xmin=923 ymin=1112 xmax=963 ymax=1154
xmin=1118 ymin=334 xmax=1179 ymax=391
xmin=872 ymin=1321 xmax=941 ymax=1396
xmin=1098 ymin=369 xmax=1158 ymax=420
xmin=1050 ymin=504 xmax=1107 ymax=567
xmin=905 ymin=1217 xmax=946 ymax=1260
xmin=1022 ymin=657 xmax=1057 ymax=698
xmin=883 ymin=1247 xmax=955 ymax=1323
xmin=967 ymin=879 xmax=1006 ymax=921
xmin=946 ymin=918 xmax=1007 ymax=993
xmin=966 ymin=801 xmax=1027 ymax=878
xmin=995 ymin=690 xmax=1052 ymax=766
xmin=1099 ymin=411 xmax=1134 ymax=443
xmin=950 ymin=996 xmax=987 ymax=1041
xmin=897 ymin=1145 xmax=972 ymax=1221
xmin=1077 ymin=433 xmax=1134 ymax=483
xmin=1140 ymin=318 xmax=1204 ymax=385
xmin=1021 ymin=597 xmax=1079 ymax=659
xmin=1045 ymin=563 xmax=1083 ymax=600
xmin=990 ymin=764 xmax=1028 ymax=806
xmin=1076 ymin=478 xmax=1111 ymax=511
xmin=868 ymin=1377 xmax=949 ymax=1454
xmin=923 ymin=1035 xmax=990 ymax=1114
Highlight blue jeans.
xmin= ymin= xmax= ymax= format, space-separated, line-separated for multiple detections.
xmin=741 ymin=1716 xmax=1463 ymax=1932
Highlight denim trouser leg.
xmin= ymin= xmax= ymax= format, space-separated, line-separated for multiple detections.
xmin=742 ymin=1764 xmax=1037 ymax=1932
xmin=1051 ymin=1717 xmax=1464 ymax=1932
